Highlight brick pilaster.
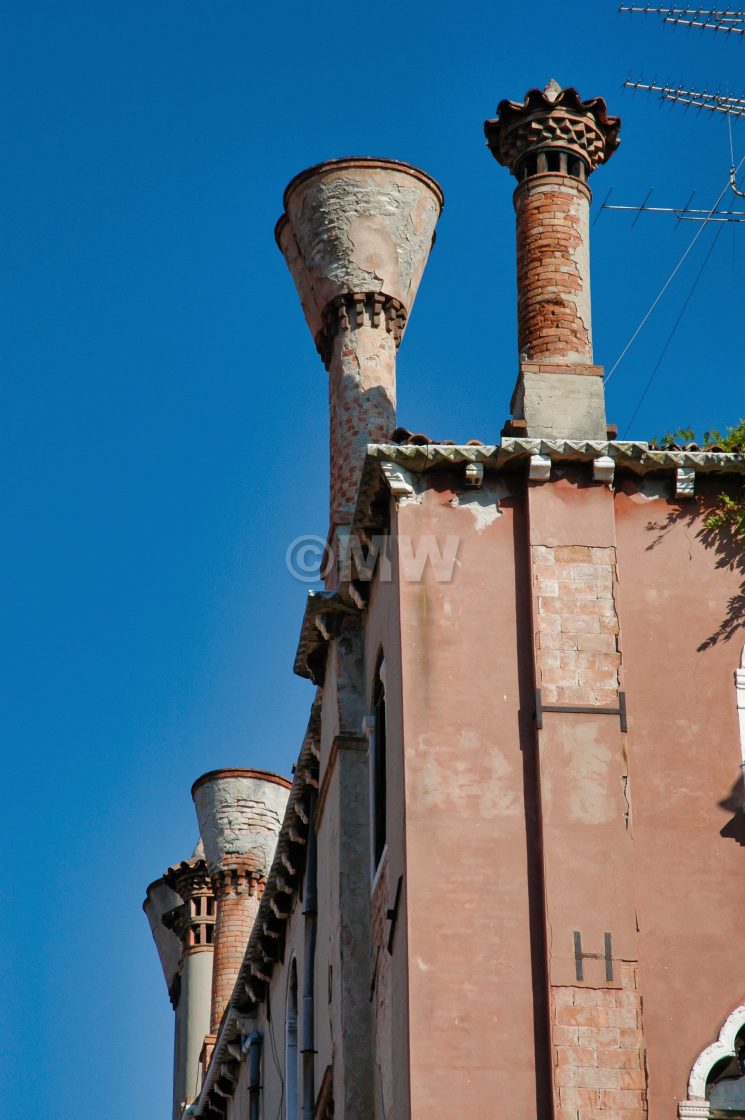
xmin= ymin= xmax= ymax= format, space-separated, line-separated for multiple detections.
xmin=551 ymin=969 xmax=647 ymax=1120
xmin=526 ymin=476 xmax=646 ymax=1119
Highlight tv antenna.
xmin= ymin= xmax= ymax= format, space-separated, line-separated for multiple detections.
xmin=601 ymin=9 xmax=745 ymax=221
xmin=618 ymin=6 xmax=745 ymax=34
xmin=605 ymin=5 xmax=745 ymax=426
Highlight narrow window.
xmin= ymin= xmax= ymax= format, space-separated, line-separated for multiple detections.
xmin=372 ymin=660 xmax=387 ymax=872
xmin=285 ymin=960 xmax=298 ymax=1120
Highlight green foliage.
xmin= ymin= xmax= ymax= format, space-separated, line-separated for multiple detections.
xmin=705 ymin=493 xmax=745 ymax=540
xmin=651 ymin=419 xmax=745 ymax=451
xmin=650 ymin=421 xmax=745 ymax=542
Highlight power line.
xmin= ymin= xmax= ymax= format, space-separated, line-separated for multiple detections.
xmin=623 ymin=220 xmax=725 ymax=434
xmin=604 ymin=153 xmax=745 ymax=384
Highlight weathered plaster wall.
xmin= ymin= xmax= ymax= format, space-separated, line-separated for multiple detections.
xmin=395 ymin=473 xmax=548 ymax=1118
xmin=176 ymin=948 xmax=213 ymax=1113
xmin=363 ymin=563 xmax=408 ymax=1120
xmin=313 ymin=609 xmax=378 ymax=1120
xmin=527 ymin=471 xmax=644 ymax=1120
xmin=614 ymin=476 xmax=745 ymax=1119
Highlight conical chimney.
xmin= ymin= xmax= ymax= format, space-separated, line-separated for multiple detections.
xmin=191 ymin=768 xmax=291 ymax=1032
xmin=276 ymin=157 xmax=443 ymax=548
xmin=485 ymin=82 xmax=620 ymax=439
xmin=143 ymin=877 xmax=183 ymax=1002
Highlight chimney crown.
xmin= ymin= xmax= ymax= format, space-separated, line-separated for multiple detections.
xmin=191 ymin=767 xmax=291 ymax=877
xmin=275 ymin=156 xmax=443 ymax=359
xmin=484 ymin=83 xmax=621 ymax=180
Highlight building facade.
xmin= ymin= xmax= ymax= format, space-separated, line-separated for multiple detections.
xmin=144 ymin=83 xmax=745 ymax=1120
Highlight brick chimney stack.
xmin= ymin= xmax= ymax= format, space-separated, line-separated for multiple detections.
xmin=276 ymin=158 xmax=443 ymax=554
xmin=191 ymin=768 xmax=291 ymax=1035
xmin=485 ymin=81 xmax=620 ymax=439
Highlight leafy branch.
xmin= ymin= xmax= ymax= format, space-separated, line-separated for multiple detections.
xmin=651 ymin=420 xmax=745 ymax=543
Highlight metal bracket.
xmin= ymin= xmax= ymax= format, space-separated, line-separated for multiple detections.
xmin=535 ymin=687 xmax=627 ymax=732
xmin=574 ymin=930 xmax=613 ymax=982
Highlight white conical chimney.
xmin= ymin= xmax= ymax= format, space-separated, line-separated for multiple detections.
xmin=276 ymin=157 xmax=443 ymax=543
xmin=191 ymin=768 xmax=291 ymax=1032
xmin=143 ymin=877 xmax=182 ymax=1001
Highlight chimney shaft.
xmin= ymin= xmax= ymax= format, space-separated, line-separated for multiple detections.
xmin=485 ymin=82 xmax=620 ymax=439
xmin=191 ymin=768 xmax=291 ymax=1033
xmin=163 ymin=852 xmax=215 ymax=1120
xmin=276 ymin=158 xmax=443 ymax=547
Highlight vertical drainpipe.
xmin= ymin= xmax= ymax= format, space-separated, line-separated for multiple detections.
xmin=247 ymin=1030 xmax=262 ymax=1120
xmin=301 ymin=788 xmax=318 ymax=1120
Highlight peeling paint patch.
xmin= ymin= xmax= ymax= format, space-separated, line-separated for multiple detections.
xmin=449 ymin=483 xmax=508 ymax=531
xmin=627 ymin=478 xmax=673 ymax=502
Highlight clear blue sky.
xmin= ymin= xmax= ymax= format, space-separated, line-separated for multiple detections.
xmin=2 ymin=3 xmax=742 ymax=1116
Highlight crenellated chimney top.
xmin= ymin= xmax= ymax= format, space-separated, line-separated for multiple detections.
xmin=485 ymin=81 xmax=620 ymax=181
xmin=485 ymin=83 xmax=620 ymax=440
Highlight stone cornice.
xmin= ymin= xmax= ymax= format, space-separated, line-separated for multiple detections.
xmin=293 ymin=590 xmax=360 ymax=683
xmin=351 ymin=438 xmax=745 ymax=533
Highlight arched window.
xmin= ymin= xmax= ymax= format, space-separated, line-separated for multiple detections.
xmin=708 ymin=1026 xmax=745 ymax=1117
xmin=372 ymin=657 xmax=387 ymax=872
xmin=285 ymin=959 xmax=298 ymax=1120
xmin=680 ymin=1005 xmax=745 ymax=1119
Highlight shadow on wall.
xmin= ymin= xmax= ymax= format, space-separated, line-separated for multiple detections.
xmin=719 ymin=773 xmax=745 ymax=847
xmin=644 ymin=494 xmax=745 ymax=652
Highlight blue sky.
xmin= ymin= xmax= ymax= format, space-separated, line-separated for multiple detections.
xmin=2 ymin=2 xmax=743 ymax=1116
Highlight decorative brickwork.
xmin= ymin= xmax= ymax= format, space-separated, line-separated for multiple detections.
xmin=532 ymin=544 xmax=621 ymax=706
xmin=316 ymin=292 xmax=407 ymax=370
xmin=210 ymin=864 xmax=266 ymax=1032
xmin=551 ymin=966 xmax=647 ymax=1120
xmin=515 ymin=177 xmax=593 ymax=365
xmin=484 ymin=82 xmax=620 ymax=180
xmin=371 ymin=854 xmax=392 ymax=1120
xmin=164 ymin=858 xmax=215 ymax=957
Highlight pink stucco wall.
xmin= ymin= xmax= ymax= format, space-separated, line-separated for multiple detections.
xmin=615 ymin=476 xmax=745 ymax=1118
xmin=378 ymin=466 xmax=743 ymax=1120
xmin=395 ymin=474 xmax=549 ymax=1118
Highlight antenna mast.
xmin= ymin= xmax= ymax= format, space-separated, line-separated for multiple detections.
xmin=601 ymin=6 xmax=745 ymax=222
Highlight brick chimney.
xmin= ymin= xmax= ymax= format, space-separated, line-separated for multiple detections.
xmin=276 ymin=158 xmax=443 ymax=547
xmin=485 ymin=81 xmax=620 ymax=439
xmin=191 ymin=768 xmax=291 ymax=1033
